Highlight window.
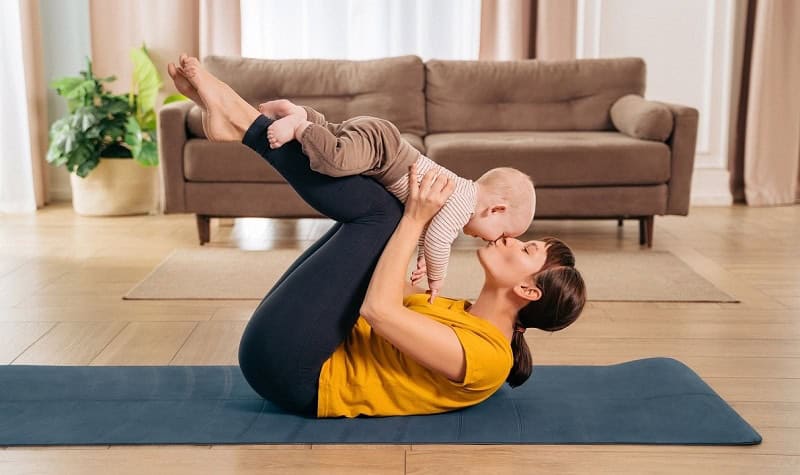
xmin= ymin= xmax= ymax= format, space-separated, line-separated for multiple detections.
xmin=241 ymin=0 xmax=481 ymax=61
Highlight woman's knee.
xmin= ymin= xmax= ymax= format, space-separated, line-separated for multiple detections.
xmin=356 ymin=190 xmax=403 ymax=226
xmin=238 ymin=335 xmax=318 ymax=416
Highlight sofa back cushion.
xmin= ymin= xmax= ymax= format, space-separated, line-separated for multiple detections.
xmin=204 ymin=54 xmax=427 ymax=136
xmin=425 ymin=57 xmax=646 ymax=133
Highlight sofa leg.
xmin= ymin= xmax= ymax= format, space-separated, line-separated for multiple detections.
xmin=617 ymin=218 xmax=624 ymax=227
xmin=638 ymin=216 xmax=654 ymax=248
xmin=196 ymin=215 xmax=211 ymax=245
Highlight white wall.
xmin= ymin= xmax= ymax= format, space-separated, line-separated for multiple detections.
xmin=39 ymin=0 xmax=92 ymax=202
xmin=577 ymin=0 xmax=739 ymax=205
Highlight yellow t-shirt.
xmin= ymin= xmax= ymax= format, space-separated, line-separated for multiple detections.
xmin=316 ymin=293 xmax=513 ymax=418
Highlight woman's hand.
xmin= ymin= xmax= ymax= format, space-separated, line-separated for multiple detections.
xmin=404 ymin=162 xmax=455 ymax=225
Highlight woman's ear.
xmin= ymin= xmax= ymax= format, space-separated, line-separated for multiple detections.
xmin=513 ymin=282 xmax=542 ymax=302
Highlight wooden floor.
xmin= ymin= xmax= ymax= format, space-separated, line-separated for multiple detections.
xmin=0 ymin=202 xmax=798 ymax=474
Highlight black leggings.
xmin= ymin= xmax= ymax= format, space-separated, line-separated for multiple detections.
xmin=237 ymin=115 xmax=404 ymax=417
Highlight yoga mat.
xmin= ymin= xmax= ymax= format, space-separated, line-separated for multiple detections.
xmin=0 ymin=358 xmax=760 ymax=446
xmin=123 ymin=249 xmax=737 ymax=302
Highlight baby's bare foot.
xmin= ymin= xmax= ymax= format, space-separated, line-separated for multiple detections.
xmin=267 ymin=114 xmax=304 ymax=149
xmin=258 ymin=99 xmax=301 ymax=119
xmin=177 ymin=53 xmax=258 ymax=142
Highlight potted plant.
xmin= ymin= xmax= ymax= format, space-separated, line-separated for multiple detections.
xmin=46 ymin=44 xmax=186 ymax=216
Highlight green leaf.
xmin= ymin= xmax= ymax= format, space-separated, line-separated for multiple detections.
xmin=135 ymin=140 xmax=159 ymax=166
xmin=75 ymin=108 xmax=97 ymax=132
xmin=124 ymin=115 xmax=142 ymax=157
xmin=104 ymin=126 xmax=125 ymax=140
xmin=51 ymin=77 xmax=97 ymax=111
xmin=141 ymin=109 xmax=156 ymax=131
xmin=70 ymin=143 xmax=98 ymax=178
xmin=103 ymin=96 xmax=130 ymax=115
xmin=75 ymin=158 xmax=97 ymax=178
xmin=163 ymin=93 xmax=188 ymax=105
xmin=130 ymin=44 xmax=162 ymax=121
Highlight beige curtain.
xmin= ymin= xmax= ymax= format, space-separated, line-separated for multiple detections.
xmin=19 ymin=0 xmax=49 ymax=208
xmin=479 ymin=0 xmax=536 ymax=60
xmin=479 ymin=0 xmax=576 ymax=61
xmin=535 ymin=0 xmax=576 ymax=60
xmin=730 ymin=0 xmax=800 ymax=206
xmin=89 ymin=0 xmax=240 ymax=100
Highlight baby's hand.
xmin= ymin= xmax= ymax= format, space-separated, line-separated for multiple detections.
xmin=427 ymin=278 xmax=443 ymax=303
xmin=410 ymin=256 xmax=426 ymax=286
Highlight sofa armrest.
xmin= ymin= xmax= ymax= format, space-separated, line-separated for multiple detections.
xmin=157 ymin=101 xmax=194 ymax=213
xmin=652 ymin=100 xmax=699 ymax=215
xmin=610 ymin=94 xmax=674 ymax=142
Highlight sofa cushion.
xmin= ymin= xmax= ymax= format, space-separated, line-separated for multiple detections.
xmin=187 ymin=105 xmax=204 ymax=138
xmin=425 ymin=57 xmax=646 ymax=134
xmin=183 ymin=135 xmax=425 ymax=183
xmin=402 ymin=133 xmax=425 ymax=154
xmin=188 ymin=104 xmax=426 ymax=156
xmin=424 ymin=131 xmax=671 ymax=187
xmin=202 ymin=54 xmax=427 ymax=136
xmin=184 ymin=139 xmax=286 ymax=183
xmin=610 ymin=94 xmax=673 ymax=141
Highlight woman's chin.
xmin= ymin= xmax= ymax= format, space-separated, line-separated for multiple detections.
xmin=476 ymin=247 xmax=490 ymax=270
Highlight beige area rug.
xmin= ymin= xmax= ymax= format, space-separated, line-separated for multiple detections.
xmin=123 ymin=248 xmax=737 ymax=302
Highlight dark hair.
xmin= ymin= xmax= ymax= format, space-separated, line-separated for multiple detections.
xmin=507 ymin=237 xmax=586 ymax=388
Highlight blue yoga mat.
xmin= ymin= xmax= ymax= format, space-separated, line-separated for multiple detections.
xmin=0 ymin=357 xmax=761 ymax=446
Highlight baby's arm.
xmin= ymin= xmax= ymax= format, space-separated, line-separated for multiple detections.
xmin=422 ymin=207 xmax=463 ymax=303
xmin=410 ymin=227 xmax=428 ymax=286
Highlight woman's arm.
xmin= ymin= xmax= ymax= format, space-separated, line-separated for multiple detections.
xmin=403 ymin=279 xmax=426 ymax=298
xmin=360 ymin=165 xmax=467 ymax=382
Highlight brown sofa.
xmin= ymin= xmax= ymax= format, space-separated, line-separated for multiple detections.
xmin=158 ymin=55 xmax=698 ymax=246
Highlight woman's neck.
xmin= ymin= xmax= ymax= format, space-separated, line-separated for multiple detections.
xmin=464 ymin=287 xmax=519 ymax=341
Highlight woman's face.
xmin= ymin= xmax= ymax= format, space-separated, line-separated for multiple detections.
xmin=476 ymin=237 xmax=548 ymax=289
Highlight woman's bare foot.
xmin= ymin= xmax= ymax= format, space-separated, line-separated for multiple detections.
xmin=267 ymin=114 xmax=305 ymax=149
xmin=167 ymin=62 xmax=204 ymax=107
xmin=167 ymin=62 xmax=211 ymax=138
xmin=177 ymin=54 xmax=260 ymax=142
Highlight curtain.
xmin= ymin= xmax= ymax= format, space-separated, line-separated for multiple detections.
xmin=479 ymin=0 xmax=576 ymax=61
xmin=0 ymin=0 xmax=41 ymax=213
xmin=241 ymin=0 xmax=480 ymax=61
xmin=535 ymin=0 xmax=576 ymax=60
xmin=730 ymin=0 xmax=800 ymax=206
xmin=479 ymin=0 xmax=536 ymax=60
xmin=89 ymin=0 xmax=240 ymax=98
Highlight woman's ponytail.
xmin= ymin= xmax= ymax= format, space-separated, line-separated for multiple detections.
xmin=507 ymin=329 xmax=532 ymax=388
xmin=506 ymin=237 xmax=586 ymax=388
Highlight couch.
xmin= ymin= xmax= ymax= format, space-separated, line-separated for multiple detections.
xmin=158 ymin=55 xmax=698 ymax=246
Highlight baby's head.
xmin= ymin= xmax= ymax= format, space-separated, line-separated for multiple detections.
xmin=464 ymin=167 xmax=536 ymax=242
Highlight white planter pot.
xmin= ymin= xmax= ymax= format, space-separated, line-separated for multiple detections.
xmin=70 ymin=158 xmax=159 ymax=216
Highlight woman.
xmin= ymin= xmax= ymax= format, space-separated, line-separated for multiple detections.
xmin=167 ymin=55 xmax=586 ymax=418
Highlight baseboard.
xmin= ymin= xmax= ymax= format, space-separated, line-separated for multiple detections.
xmin=690 ymin=168 xmax=733 ymax=206
xmin=48 ymin=187 xmax=72 ymax=202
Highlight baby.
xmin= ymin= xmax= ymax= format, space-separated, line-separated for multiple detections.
xmin=259 ymin=99 xmax=536 ymax=303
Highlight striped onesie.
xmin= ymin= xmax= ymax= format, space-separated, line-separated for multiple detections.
xmin=297 ymin=106 xmax=478 ymax=283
